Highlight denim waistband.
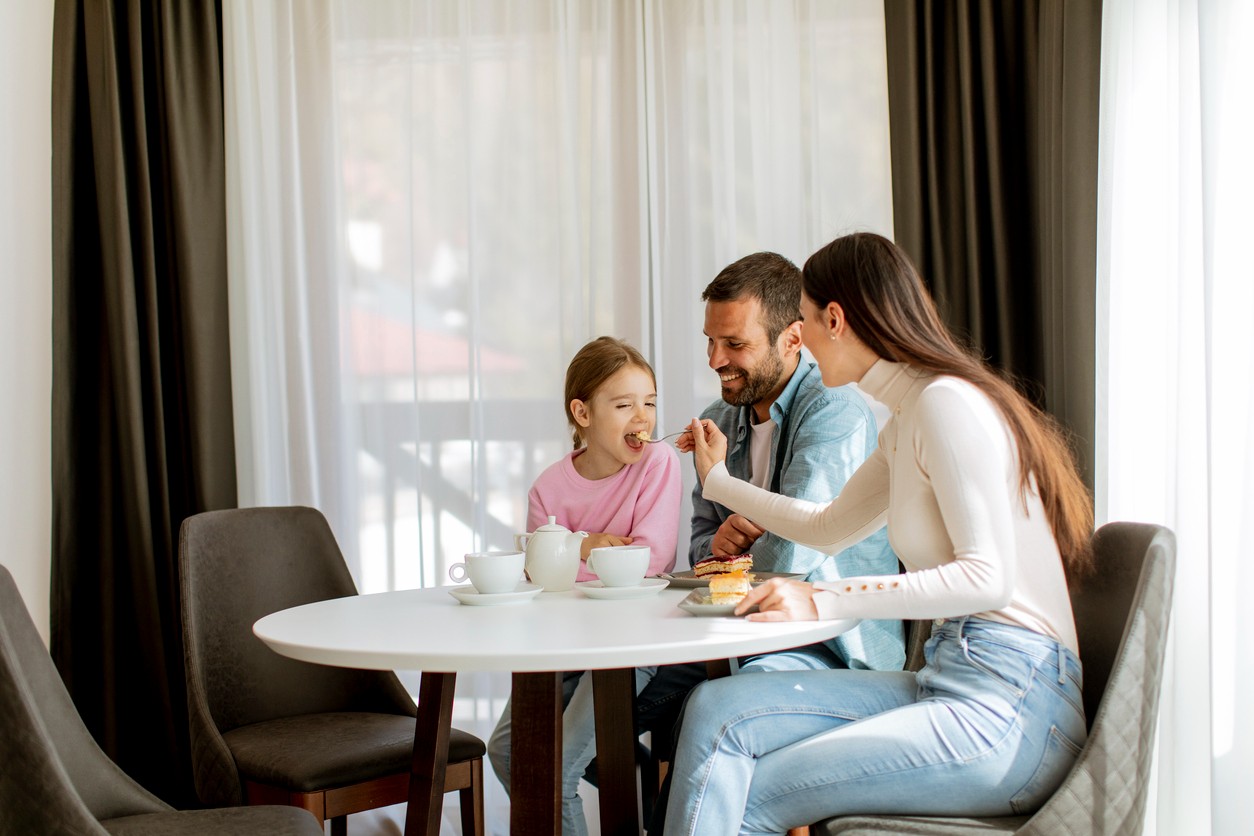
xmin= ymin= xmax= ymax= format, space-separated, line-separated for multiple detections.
xmin=932 ymin=616 xmax=1082 ymax=686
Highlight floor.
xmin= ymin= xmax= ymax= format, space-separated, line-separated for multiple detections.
xmin=343 ymin=780 xmax=603 ymax=835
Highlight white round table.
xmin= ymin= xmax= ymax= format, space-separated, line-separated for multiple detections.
xmin=254 ymin=584 xmax=859 ymax=835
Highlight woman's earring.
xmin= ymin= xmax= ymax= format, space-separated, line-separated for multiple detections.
xmin=829 ymin=333 xmax=837 ymax=341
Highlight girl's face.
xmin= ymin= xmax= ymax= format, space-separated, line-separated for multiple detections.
xmin=571 ymin=364 xmax=657 ymax=477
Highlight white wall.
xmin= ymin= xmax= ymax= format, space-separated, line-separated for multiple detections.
xmin=0 ymin=0 xmax=55 ymax=644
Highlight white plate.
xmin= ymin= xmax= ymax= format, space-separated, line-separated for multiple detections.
xmin=658 ymin=570 xmax=805 ymax=589
xmin=575 ymin=577 xmax=670 ymax=600
xmin=448 ymin=583 xmax=544 ymax=606
xmin=676 ymin=588 xmax=759 ymax=617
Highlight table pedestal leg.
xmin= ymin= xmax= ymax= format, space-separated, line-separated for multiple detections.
xmin=511 ymin=671 xmax=563 ymax=835
xmin=591 ymin=668 xmax=641 ymax=836
xmin=405 ymin=671 xmax=455 ymax=836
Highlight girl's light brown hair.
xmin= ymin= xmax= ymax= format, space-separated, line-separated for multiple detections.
xmin=564 ymin=337 xmax=656 ymax=450
xmin=803 ymin=233 xmax=1094 ymax=578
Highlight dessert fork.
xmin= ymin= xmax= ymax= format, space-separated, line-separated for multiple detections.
xmin=640 ymin=429 xmax=693 ymax=443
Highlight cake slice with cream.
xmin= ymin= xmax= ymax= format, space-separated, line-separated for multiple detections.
xmin=708 ymin=570 xmax=751 ymax=606
xmin=693 ymin=553 xmax=754 ymax=578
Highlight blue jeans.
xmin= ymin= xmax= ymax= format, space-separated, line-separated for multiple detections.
xmin=488 ymin=667 xmax=656 ymax=836
xmin=663 ymin=617 xmax=1086 ymax=835
xmin=738 ymin=639 xmax=851 ymax=673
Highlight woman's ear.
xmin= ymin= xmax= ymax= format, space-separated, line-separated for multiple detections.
xmin=826 ymin=301 xmax=847 ymax=339
xmin=570 ymin=399 xmax=591 ymax=428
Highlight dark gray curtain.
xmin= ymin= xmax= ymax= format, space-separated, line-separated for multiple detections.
xmin=884 ymin=0 xmax=1102 ymax=486
xmin=51 ymin=0 xmax=234 ymax=805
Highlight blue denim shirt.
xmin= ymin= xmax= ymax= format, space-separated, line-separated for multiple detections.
xmin=688 ymin=359 xmax=905 ymax=671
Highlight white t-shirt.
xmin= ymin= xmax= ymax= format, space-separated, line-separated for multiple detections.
xmin=700 ymin=359 xmax=1079 ymax=654
xmin=747 ymin=418 xmax=775 ymax=490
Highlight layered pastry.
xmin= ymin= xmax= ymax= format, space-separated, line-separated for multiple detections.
xmin=708 ymin=570 xmax=751 ymax=606
xmin=693 ymin=553 xmax=754 ymax=578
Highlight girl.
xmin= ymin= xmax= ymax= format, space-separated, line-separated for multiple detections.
xmin=668 ymin=233 xmax=1093 ymax=834
xmin=488 ymin=336 xmax=681 ymax=836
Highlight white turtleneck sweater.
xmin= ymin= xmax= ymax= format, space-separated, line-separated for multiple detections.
xmin=701 ymin=359 xmax=1079 ymax=655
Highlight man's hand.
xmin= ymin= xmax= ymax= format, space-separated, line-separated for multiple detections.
xmin=711 ymin=514 xmax=766 ymax=556
xmin=736 ymin=577 xmax=819 ymax=621
xmin=580 ymin=533 xmax=633 ymax=561
xmin=677 ymin=417 xmax=727 ymax=482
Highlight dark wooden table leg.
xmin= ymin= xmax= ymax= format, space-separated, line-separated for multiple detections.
xmin=405 ymin=671 xmax=456 ymax=836
xmin=592 ymin=667 xmax=640 ymax=836
xmin=512 ymin=671 xmax=563 ymax=835
xmin=706 ymin=658 xmax=732 ymax=679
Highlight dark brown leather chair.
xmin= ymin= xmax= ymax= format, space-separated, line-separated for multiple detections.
xmin=179 ymin=506 xmax=485 ymax=835
xmin=812 ymin=521 xmax=1176 ymax=835
xmin=0 ymin=564 xmax=324 ymax=835
xmin=903 ymin=618 xmax=932 ymax=673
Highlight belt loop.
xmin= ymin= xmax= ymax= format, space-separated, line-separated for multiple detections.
xmin=1057 ymin=643 xmax=1066 ymax=685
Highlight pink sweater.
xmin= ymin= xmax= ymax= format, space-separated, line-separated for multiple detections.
xmin=528 ymin=441 xmax=682 ymax=582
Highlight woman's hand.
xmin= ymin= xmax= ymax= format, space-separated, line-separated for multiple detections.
xmin=580 ymin=533 xmax=632 ymax=561
xmin=676 ymin=417 xmax=728 ymax=483
xmin=736 ymin=578 xmax=819 ymax=621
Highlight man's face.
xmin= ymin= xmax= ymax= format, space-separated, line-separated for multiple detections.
xmin=703 ymin=297 xmax=787 ymax=408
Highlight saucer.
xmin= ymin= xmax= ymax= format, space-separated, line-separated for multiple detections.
xmin=448 ymin=582 xmax=543 ymax=606
xmin=657 ymin=570 xmax=805 ymax=589
xmin=575 ymin=577 xmax=669 ymax=600
xmin=676 ymin=588 xmax=758 ymax=617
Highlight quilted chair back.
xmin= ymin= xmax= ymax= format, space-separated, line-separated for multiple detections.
xmin=1018 ymin=521 xmax=1175 ymax=835
xmin=179 ymin=506 xmax=416 ymax=806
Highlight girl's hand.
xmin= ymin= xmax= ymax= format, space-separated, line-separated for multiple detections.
xmin=736 ymin=578 xmax=819 ymax=621
xmin=580 ymin=533 xmax=633 ymax=561
xmin=678 ymin=417 xmax=728 ymax=483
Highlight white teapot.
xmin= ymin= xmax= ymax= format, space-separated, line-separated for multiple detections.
xmin=514 ymin=516 xmax=588 ymax=592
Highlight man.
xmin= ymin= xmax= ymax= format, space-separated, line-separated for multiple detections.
xmin=686 ymin=250 xmax=903 ymax=672
xmin=637 ymin=252 xmax=904 ymax=830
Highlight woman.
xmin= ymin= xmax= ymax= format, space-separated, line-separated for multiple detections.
xmin=668 ymin=232 xmax=1093 ymax=835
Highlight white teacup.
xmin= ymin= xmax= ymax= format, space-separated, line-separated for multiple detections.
xmin=586 ymin=545 xmax=650 ymax=587
xmin=448 ymin=550 xmax=525 ymax=594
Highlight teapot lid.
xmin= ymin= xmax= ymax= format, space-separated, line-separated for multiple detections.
xmin=534 ymin=515 xmax=568 ymax=532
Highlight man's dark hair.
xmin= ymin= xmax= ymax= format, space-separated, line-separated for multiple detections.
xmin=701 ymin=252 xmax=802 ymax=343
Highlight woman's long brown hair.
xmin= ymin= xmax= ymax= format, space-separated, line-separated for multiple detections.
xmin=803 ymin=233 xmax=1094 ymax=577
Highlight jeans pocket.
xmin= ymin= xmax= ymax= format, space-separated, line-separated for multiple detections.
xmin=960 ymin=636 xmax=1032 ymax=697
xmin=1009 ymin=725 xmax=1084 ymax=815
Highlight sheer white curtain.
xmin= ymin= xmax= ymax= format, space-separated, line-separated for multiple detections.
xmin=223 ymin=1 xmax=890 ymax=832
xmin=644 ymin=0 xmax=894 ymax=502
xmin=1096 ymin=1 xmax=1254 ymax=833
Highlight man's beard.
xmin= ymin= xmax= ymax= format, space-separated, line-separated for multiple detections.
xmin=719 ymin=350 xmax=786 ymax=408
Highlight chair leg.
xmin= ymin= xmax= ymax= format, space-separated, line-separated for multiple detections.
xmin=459 ymin=758 xmax=484 ymax=836
xmin=331 ymin=814 xmax=348 ymax=836
xmin=639 ymin=749 xmax=659 ymax=825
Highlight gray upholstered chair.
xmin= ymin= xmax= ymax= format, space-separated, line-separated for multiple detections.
xmin=0 ymin=564 xmax=323 ymax=835
xmin=812 ymin=521 xmax=1176 ymax=835
xmin=179 ymin=506 xmax=485 ymax=836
